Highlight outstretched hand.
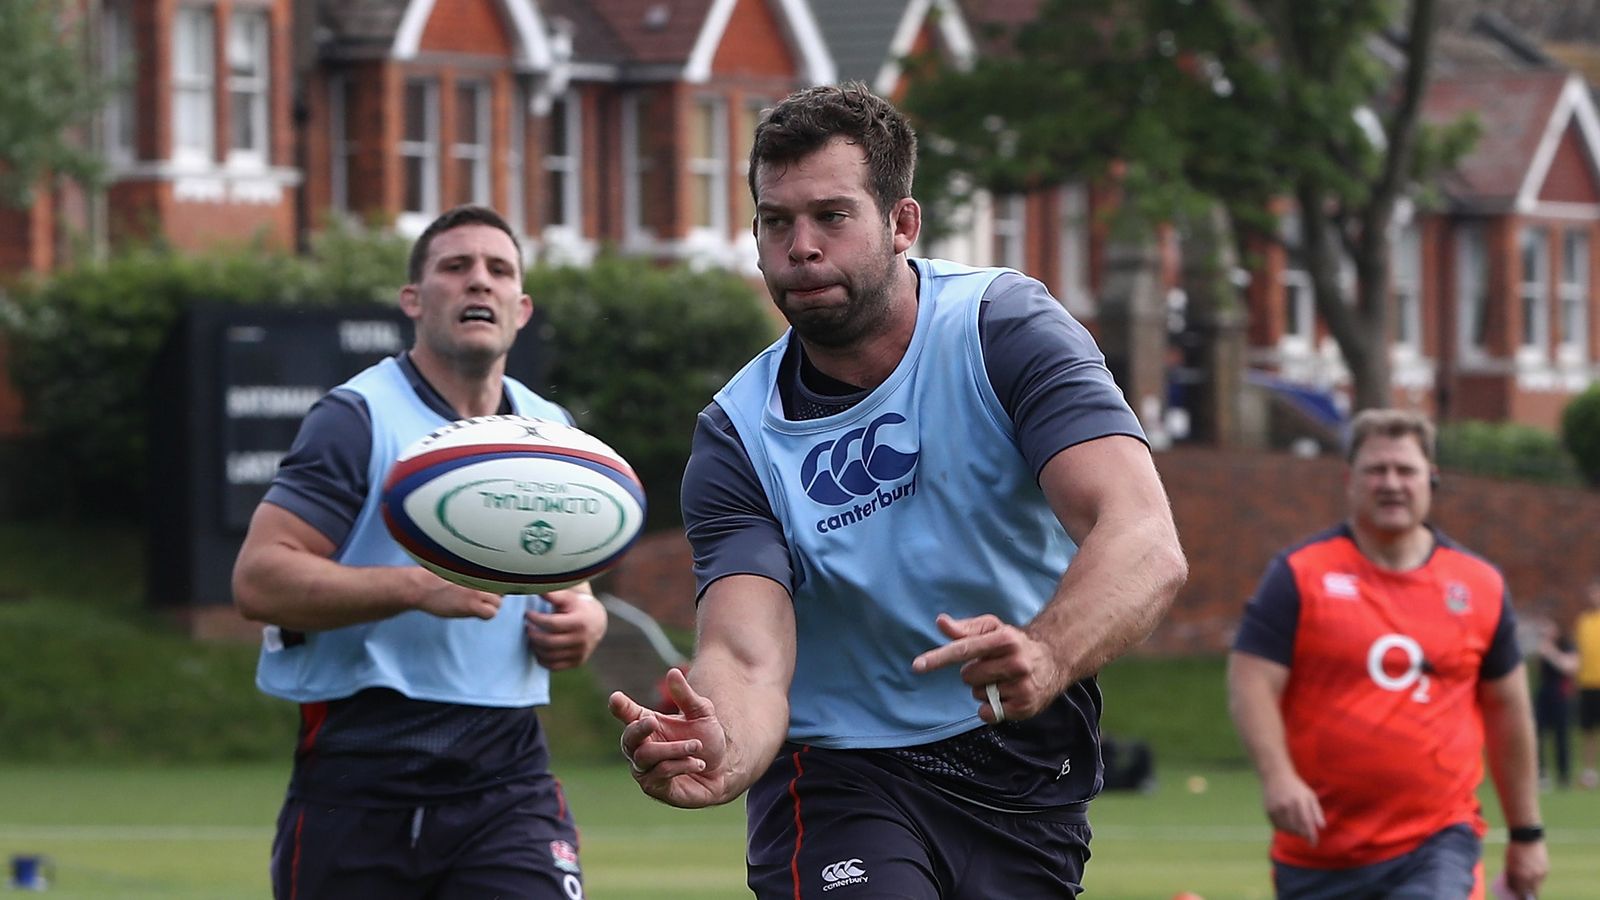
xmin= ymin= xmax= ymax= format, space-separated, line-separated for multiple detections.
xmin=911 ymin=613 xmax=1065 ymax=723
xmin=609 ymin=668 xmax=731 ymax=808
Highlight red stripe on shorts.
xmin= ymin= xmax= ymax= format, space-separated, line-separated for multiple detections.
xmin=298 ymin=702 xmax=329 ymax=753
xmin=289 ymin=808 xmax=307 ymax=900
xmin=788 ymin=746 xmax=809 ymax=899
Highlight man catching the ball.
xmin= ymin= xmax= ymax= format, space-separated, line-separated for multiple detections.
xmin=609 ymin=83 xmax=1187 ymax=897
xmin=233 ymin=205 xmax=606 ymax=900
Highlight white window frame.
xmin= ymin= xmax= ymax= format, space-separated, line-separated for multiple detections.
xmin=1518 ymin=226 xmax=1550 ymax=362
xmin=507 ymin=81 xmax=527 ymax=235
xmin=622 ymin=92 xmax=656 ymax=243
xmin=687 ymin=96 xmax=729 ymax=239
xmin=1456 ymin=223 xmax=1490 ymax=363
xmin=1559 ymin=227 xmax=1590 ymax=364
xmin=452 ymin=80 xmax=490 ymax=207
xmin=992 ymin=194 xmax=1026 ymax=270
xmin=542 ymin=92 xmax=581 ymax=237
xmin=102 ymin=2 xmax=137 ymax=165
xmin=1056 ymin=183 xmax=1092 ymax=317
xmin=1392 ymin=223 xmax=1423 ymax=357
xmin=736 ymin=98 xmax=766 ymax=231
xmin=328 ymin=75 xmax=351 ymax=212
xmin=172 ymin=6 xmax=216 ymax=166
xmin=399 ymin=79 xmax=440 ymax=228
xmin=1280 ymin=268 xmax=1315 ymax=354
xmin=226 ymin=8 xmax=270 ymax=166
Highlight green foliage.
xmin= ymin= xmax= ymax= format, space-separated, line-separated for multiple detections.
xmin=903 ymin=0 xmax=1475 ymax=411
xmin=0 ymin=0 xmax=114 ymax=206
xmin=530 ymin=254 xmax=777 ymax=530
xmin=0 ymin=228 xmax=413 ymax=518
xmin=1560 ymin=385 xmax=1600 ymax=487
xmin=1437 ymin=419 xmax=1584 ymax=486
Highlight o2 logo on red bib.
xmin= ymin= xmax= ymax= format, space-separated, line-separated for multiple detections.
xmin=1367 ymin=634 xmax=1432 ymax=703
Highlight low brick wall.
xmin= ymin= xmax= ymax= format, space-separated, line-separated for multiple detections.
xmin=603 ymin=447 xmax=1600 ymax=655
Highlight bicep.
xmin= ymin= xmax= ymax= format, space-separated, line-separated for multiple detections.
xmin=1228 ymin=651 xmax=1290 ymax=700
xmin=237 ymin=501 xmax=338 ymax=566
xmin=1037 ymin=434 xmax=1172 ymax=545
xmin=1477 ymin=662 xmax=1532 ymax=717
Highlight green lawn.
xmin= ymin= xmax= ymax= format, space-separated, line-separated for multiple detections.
xmin=2 ymin=763 xmax=1596 ymax=900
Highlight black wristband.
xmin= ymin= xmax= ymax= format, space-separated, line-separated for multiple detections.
xmin=1508 ymin=824 xmax=1544 ymax=843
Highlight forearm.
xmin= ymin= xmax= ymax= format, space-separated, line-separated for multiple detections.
xmin=1483 ymin=681 xmax=1542 ymax=829
xmin=687 ymin=644 xmax=791 ymax=804
xmin=1025 ymin=512 xmax=1186 ymax=684
xmin=1229 ymin=677 xmax=1298 ymax=782
xmin=234 ymin=543 xmax=425 ymax=630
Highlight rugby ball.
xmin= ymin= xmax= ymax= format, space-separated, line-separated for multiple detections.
xmin=381 ymin=415 xmax=646 ymax=594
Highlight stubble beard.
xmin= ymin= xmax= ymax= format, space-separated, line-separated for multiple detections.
xmin=777 ymin=254 xmax=900 ymax=350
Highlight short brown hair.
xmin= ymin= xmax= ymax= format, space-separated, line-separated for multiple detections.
xmin=407 ymin=205 xmax=522 ymax=283
xmin=747 ymin=81 xmax=917 ymax=220
xmin=1345 ymin=409 xmax=1437 ymax=463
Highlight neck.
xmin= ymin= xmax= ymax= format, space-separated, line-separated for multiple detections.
xmin=1350 ymin=521 xmax=1434 ymax=572
xmin=800 ymin=260 xmax=918 ymax=389
xmin=408 ymin=348 xmax=505 ymax=419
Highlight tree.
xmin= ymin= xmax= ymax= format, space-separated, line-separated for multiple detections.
xmin=904 ymin=0 xmax=1476 ymax=412
xmin=0 ymin=0 xmax=110 ymax=208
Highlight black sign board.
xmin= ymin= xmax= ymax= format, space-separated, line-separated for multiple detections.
xmin=217 ymin=314 xmax=411 ymax=530
xmin=147 ymin=304 xmax=549 ymax=610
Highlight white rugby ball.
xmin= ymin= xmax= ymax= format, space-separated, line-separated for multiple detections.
xmin=381 ymin=415 xmax=646 ymax=594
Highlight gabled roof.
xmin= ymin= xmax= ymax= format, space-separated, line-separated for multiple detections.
xmin=1423 ymin=69 xmax=1600 ymax=211
xmin=315 ymin=0 xmax=556 ymax=68
xmin=576 ymin=0 xmax=831 ymax=83
xmin=810 ymin=0 xmax=974 ymax=93
xmin=540 ymin=0 xmax=633 ymax=66
xmin=316 ymin=0 xmax=409 ymax=52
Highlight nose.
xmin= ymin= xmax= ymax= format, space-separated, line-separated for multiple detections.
xmin=465 ymin=257 xmax=492 ymax=291
xmin=788 ymin=220 xmax=823 ymax=264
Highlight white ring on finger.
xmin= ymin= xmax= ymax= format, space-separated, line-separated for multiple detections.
xmin=985 ymin=682 xmax=1006 ymax=723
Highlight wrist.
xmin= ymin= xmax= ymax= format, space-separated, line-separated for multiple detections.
xmin=1507 ymin=824 xmax=1544 ymax=843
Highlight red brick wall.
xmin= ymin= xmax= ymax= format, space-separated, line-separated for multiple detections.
xmin=1537 ymin=123 xmax=1600 ymax=205
xmin=712 ymin=0 xmax=799 ymax=77
xmin=604 ymin=447 xmax=1600 ymax=656
xmin=163 ymin=195 xmax=295 ymax=250
xmin=419 ymin=0 xmax=513 ymax=56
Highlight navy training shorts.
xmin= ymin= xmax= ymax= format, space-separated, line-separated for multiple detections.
xmin=1272 ymin=823 xmax=1481 ymax=900
xmin=271 ymin=775 xmax=584 ymax=900
xmin=746 ymin=742 xmax=1092 ymax=899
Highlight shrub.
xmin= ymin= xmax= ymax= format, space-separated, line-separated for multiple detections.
xmin=1561 ymin=385 xmax=1600 ymax=488
xmin=529 ymin=254 xmax=777 ymax=530
xmin=1436 ymin=419 xmax=1583 ymax=486
xmin=0 ymin=226 xmax=408 ymax=518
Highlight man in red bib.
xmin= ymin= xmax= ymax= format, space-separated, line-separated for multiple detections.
xmin=1229 ymin=409 xmax=1547 ymax=899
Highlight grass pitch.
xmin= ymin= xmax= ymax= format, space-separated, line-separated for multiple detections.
xmin=2 ymin=762 xmax=1596 ymax=899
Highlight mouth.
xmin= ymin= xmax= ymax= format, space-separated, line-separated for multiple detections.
xmin=459 ymin=305 xmax=496 ymax=324
xmin=785 ymin=283 xmax=839 ymax=300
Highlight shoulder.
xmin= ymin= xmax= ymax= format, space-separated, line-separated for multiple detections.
xmin=1429 ymin=530 xmax=1507 ymax=592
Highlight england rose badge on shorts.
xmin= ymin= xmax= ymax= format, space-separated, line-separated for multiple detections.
xmin=550 ymin=840 xmax=581 ymax=874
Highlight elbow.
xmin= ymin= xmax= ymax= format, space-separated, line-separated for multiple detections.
xmin=232 ymin=562 xmax=272 ymax=624
xmin=1155 ymin=537 xmax=1189 ymax=606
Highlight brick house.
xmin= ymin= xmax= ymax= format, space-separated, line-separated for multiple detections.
xmin=4 ymin=1 xmax=1600 ymax=438
xmin=302 ymin=0 xmax=833 ymax=274
xmin=1243 ymin=34 xmax=1600 ymax=433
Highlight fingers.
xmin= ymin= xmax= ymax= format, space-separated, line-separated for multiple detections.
xmin=662 ymin=667 xmax=715 ymax=720
xmin=912 ymin=614 xmax=1007 ymax=674
xmin=609 ymin=695 xmax=705 ymax=779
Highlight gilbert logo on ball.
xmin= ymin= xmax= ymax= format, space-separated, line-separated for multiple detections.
xmin=381 ymin=415 xmax=646 ymax=594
